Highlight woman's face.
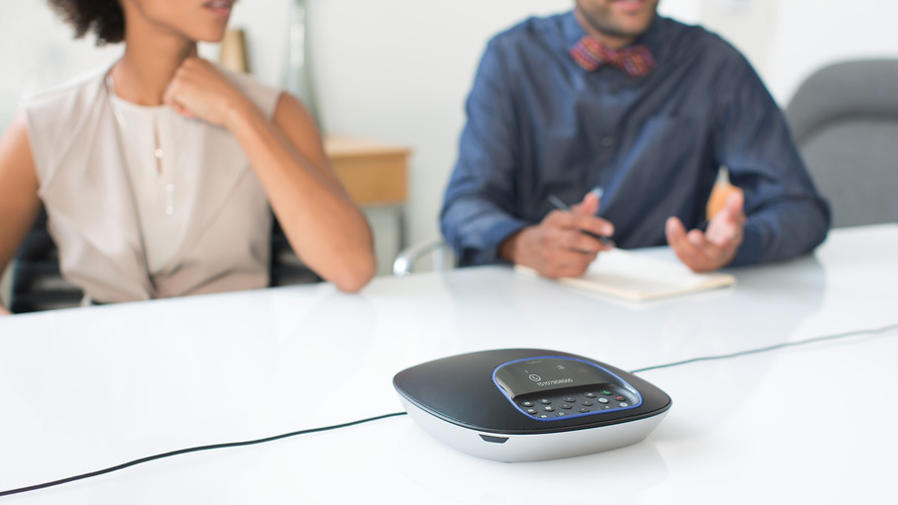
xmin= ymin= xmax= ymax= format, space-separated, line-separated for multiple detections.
xmin=120 ymin=0 xmax=234 ymax=42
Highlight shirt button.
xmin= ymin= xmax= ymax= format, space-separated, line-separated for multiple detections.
xmin=600 ymin=136 xmax=615 ymax=148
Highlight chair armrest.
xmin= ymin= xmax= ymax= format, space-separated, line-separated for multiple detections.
xmin=392 ymin=239 xmax=454 ymax=277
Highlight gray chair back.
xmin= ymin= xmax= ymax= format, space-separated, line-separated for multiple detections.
xmin=785 ymin=59 xmax=898 ymax=228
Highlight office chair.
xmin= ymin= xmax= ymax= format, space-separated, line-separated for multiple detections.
xmin=9 ymin=207 xmax=83 ymax=313
xmin=9 ymin=207 xmax=321 ymax=313
xmin=268 ymin=218 xmax=322 ymax=287
xmin=785 ymin=58 xmax=898 ymax=228
xmin=392 ymin=239 xmax=455 ymax=277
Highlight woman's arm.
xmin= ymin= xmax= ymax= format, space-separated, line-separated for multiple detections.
xmin=229 ymin=93 xmax=377 ymax=292
xmin=163 ymin=58 xmax=376 ymax=292
xmin=0 ymin=113 xmax=42 ymax=314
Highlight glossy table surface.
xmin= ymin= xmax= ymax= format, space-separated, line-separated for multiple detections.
xmin=1 ymin=224 xmax=896 ymax=504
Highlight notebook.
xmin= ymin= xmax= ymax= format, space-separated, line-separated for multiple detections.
xmin=515 ymin=248 xmax=736 ymax=301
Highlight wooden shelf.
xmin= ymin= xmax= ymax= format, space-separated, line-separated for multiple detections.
xmin=324 ymin=135 xmax=410 ymax=207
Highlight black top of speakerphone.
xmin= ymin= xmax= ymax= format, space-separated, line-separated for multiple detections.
xmin=393 ymin=349 xmax=672 ymax=435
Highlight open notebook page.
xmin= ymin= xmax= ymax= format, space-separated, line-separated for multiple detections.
xmin=515 ymin=248 xmax=736 ymax=301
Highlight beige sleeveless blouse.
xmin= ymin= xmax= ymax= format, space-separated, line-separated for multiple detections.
xmin=24 ymin=64 xmax=282 ymax=304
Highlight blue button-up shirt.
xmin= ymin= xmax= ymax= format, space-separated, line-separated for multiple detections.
xmin=441 ymin=12 xmax=830 ymax=267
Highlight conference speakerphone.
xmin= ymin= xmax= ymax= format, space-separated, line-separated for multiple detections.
xmin=393 ymin=349 xmax=671 ymax=462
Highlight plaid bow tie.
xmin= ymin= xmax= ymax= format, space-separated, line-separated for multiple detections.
xmin=570 ymin=36 xmax=655 ymax=78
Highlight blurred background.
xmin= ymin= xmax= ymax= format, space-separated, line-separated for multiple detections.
xmin=1 ymin=0 xmax=897 ymax=299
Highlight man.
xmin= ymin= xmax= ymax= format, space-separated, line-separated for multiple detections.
xmin=440 ymin=0 xmax=830 ymax=278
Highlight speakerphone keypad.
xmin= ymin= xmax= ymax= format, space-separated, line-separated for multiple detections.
xmin=515 ymin=385 xmax=638 ymax=420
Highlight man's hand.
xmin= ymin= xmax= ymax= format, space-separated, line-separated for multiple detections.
xmin=500 ymin=191 xmax=615 ymax=278
xmin=0 ymin=305 xmax=11 ymax=316
xmin=666 ymin=191 xmax=746 ymax=272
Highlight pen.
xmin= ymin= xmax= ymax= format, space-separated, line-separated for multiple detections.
xmin=547 ymin=192 xmax=615 ymax=247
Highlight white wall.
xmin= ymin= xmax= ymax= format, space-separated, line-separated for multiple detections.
xmin=2 ymin=0 xmax=897 ymax=276
xmin=699 ymin=0 xmax=898 ymax=104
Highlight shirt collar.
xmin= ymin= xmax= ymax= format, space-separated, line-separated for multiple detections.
xmin=563 ymin=10 xmax=665 ymax=59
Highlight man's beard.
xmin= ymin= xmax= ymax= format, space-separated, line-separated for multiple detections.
xmin=575 ymin=0 xmax=657 ymax=40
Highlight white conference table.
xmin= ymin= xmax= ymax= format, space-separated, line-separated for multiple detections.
xmin=1 ymin=224 xmax=897 ymax=504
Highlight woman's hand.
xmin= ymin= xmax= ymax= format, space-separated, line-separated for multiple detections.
xmin=0 ymin=305 xmax=11 ymax=316
xmin=163 ymin=57 xmax=253 ymax=128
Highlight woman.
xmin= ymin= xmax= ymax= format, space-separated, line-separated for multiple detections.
xmin=0 ymin=0 xmax=376 ymax=314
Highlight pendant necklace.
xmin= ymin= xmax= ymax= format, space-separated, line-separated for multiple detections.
xmin=107 ymin=73 xmax=176 ymax=216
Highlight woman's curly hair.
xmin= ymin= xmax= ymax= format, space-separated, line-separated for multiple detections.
xmin=48 ymin=0 xmax=125 ymax=45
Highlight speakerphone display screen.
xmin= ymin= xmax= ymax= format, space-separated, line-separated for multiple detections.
xmin=493 ymin=357 xmax=617 ymax=398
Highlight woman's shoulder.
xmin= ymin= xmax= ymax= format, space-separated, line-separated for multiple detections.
xmin=215 ymin=64 xmax=283 ymax=119
xmin=22 ymin=66 xmax=110 ymax=183
xmin=24 ymin=66 xmax=109 ymax=114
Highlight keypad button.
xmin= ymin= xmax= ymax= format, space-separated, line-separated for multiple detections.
xmin=579 ymin=408 xmax=590 ymax=413
xmin=544 ymin=406 xmax=555 ymax=412
xmin=584 ymin=392 xmax=597 ymax=398
xmin=582 ymin=400 xmax=594 ymax=406
xmin=521 ymin=401 xmax=534 ymax=407
xmin=527 ymin=408 xmax=538 ymax=414
xmin=539 ymin=414 xmax=549 ymax=418
xmin=615 ymin=396 xmax=626 ymax=402
xmin=540 ymin=399 xmax=552 ymax=405
xmin=600 ymin=390 xmax=612 ymax=396
xmin=603 ymin=405 xmax=612 ymax=409
xmin=619 ymin=402 xmax=629 ymax=407
xmin=563 ymin=397 xmax=576 ymax=403
xmin=561 ymin=403 xmax=573 ymax=409
xmin=556 ymin=411 xmax=566 ymax=417
xmin=598 ymin=397 xmax=609 ymax=404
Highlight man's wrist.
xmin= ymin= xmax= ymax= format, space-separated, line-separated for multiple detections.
xmin=499 ymin=227 xmax=531 ymax=264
